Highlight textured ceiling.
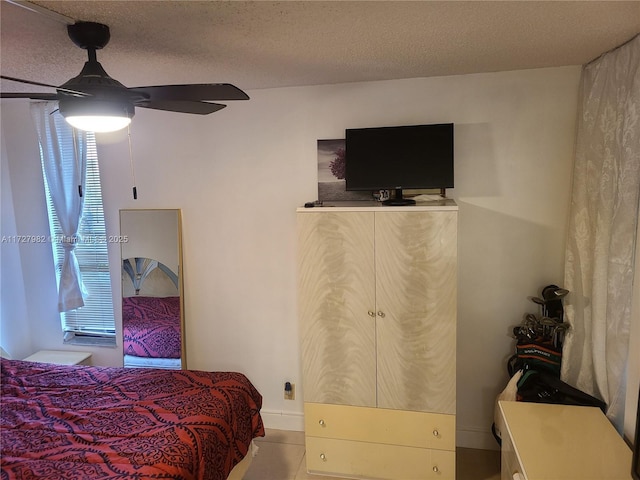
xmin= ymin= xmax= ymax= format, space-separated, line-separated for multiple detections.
xmin=1 ymin=0 xmax=639 ymax=95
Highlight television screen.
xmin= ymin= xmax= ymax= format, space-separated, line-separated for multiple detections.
xmin=345 ymin=123 xmax=454 ymax=205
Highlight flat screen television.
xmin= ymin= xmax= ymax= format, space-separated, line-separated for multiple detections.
xmin=345 ymin=123 xmax=454 ymax=205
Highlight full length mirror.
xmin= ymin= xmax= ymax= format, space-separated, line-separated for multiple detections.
xmin=120 ymin=209 xmax=185 ymax=369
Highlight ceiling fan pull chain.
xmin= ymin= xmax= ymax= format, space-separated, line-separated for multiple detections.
xmin=71 ymin=127 xmax=83 ymax=197
xmin=127 ymin=126 xmax=138 ymax=200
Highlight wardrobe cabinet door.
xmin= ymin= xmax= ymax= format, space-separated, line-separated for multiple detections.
xmin=375 ymin=211 xmax=457 ymax=414
xmin=297 ymin=212 xmax=377 ymax=407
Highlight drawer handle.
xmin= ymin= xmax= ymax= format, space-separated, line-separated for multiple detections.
xmin=320 ymin=453 xmax=326 ymax=461
xmin=432 ymin=465 xmax=439 ymax=473
xmin=432 ymin=429 xmax=439 ymax=437
xmin=377 ymin=311 xmax=385 ymax=318
xmin=318 ymin=419 xmax=325 ymax=427
xmin=368 ymin=311 xmax=375 ymax=317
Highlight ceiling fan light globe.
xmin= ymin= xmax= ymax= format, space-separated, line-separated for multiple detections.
xmin=65 ymin=115 xmax=131 ymax=133
xmin=59 ymin=97 xmax=135 ymax=133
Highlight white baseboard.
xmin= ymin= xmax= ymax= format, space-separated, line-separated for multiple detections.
xmin=261 ymin=409 xmax=304 ymax=431
xmin=457 ymin=426 xmax=500 ymax=451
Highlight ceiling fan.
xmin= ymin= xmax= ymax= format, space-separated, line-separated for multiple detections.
xmin=1 ymin=21 xmax=250 ymax=132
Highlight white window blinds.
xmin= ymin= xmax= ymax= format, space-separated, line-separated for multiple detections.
xmin=41 ymin=130 xmax=116 ymax=345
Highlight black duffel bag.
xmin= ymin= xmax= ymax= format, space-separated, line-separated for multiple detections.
xmin=516 ymin=369 xmax=607 ymax=412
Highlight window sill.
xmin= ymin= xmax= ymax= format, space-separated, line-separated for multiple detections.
xmin=64 ymin=336 xmax=117 ymax=348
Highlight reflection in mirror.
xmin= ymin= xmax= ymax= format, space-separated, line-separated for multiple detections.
xmin=120 ymin=210 xmax=185 ymax=369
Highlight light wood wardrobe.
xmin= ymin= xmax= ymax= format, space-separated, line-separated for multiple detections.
xmin=297 ymin=201 xmax=458 ymax=479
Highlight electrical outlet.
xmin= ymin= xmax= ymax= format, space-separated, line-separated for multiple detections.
xmin=284 ymin=382 xmax=295 ymax=400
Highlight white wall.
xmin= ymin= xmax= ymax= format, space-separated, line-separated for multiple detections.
xmin=1 ymin=116 xmax=34 ymax=360
xmin=120 ymin=209 xmax=180 ymax=273
xmin=1 ymin=66 xmax=581 ymax=448
xmin=1 ymin=103 xmax=59 ymax=361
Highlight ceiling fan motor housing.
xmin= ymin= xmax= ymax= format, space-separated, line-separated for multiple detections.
xmin=61 ymin=58 xmax=130 ymax=93
xmin=59 ymin=26 xmax=146 ymax=117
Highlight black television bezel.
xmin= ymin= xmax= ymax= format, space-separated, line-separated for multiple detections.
xmin=344 ymin=123 xmax=454 ymax=194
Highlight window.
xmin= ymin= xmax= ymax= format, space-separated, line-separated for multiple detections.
xmin=41 ymin=131 xmax=116 ymax=345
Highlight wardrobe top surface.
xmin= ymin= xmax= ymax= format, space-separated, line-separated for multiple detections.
xmin=499 ymin=401 xmax=632 ymax=479
xmin=297 ymin=199 xmax=457 ymax=212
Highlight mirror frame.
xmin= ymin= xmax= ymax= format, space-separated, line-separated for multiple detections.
xmin=119 ymin=209 xmax=186 ymax=369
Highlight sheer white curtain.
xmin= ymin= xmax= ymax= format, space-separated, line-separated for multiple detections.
xmin=31 ymin=102 xmax=88 ymax=312
xmin=562 ymin=35 xmax=640 ymax=431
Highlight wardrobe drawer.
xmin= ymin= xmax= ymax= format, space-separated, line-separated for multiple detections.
xmin=304 ymin=402 xmax=455 ymax=451
xmin=306 ymin=436 xmax=454 ymax=479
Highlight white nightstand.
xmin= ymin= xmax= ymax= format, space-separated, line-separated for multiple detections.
xmin=499 ymin=401 xmax=632 ymax=480
xmin=23 ymin=350 xmax=92 ymax=366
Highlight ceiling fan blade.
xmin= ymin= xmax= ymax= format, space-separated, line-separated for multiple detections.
xmin=136 ymin=100 xmax=227 ymax=115
xmin=131 ymin=84 xmax=249 ymax=102
xmin=2 ymin=75 xmax=60 ymax=90
xmin=1 ymin=92 xmax=60 ymax=100
xmin=1 ymin=75 xmax=90 ymax=97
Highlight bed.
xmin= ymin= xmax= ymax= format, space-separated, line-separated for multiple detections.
xmin=0 ymin=358 xmax=265 ymax=479
xmin=122 ymin=257 xmax=183 ymax=369
xmin=123 ymin=295 xmax=182 ymax=369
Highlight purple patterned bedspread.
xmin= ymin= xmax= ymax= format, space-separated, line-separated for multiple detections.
xmin=123 ymin=296 xmax=181 ymax=358
xmin=0 ymin=358 xmax=264 ymax=480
